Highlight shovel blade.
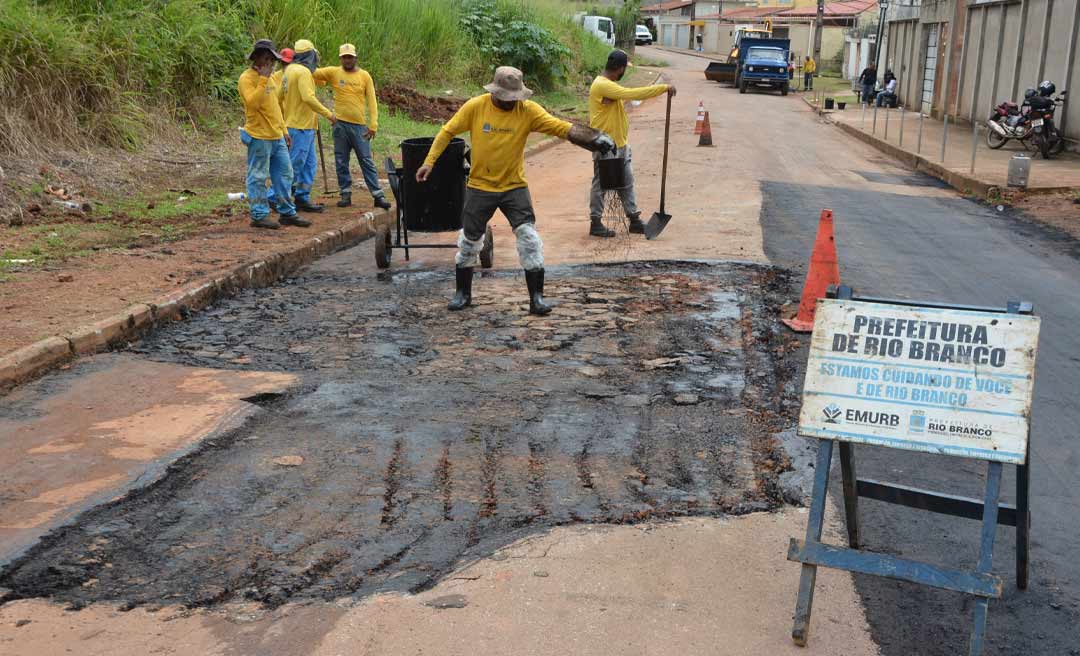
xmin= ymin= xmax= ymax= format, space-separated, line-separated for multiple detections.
xmin=645 ymin=211 xmax=671 ymax=240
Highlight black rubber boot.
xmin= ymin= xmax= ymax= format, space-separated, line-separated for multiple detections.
xmin=373 ymin=195 xmax=392 ymax=210
xmin=525 ymin=268 xmax=552 ymax=316
xmin=628 ymin=214 xmax=646 ymax=234
xmin=336 ymin=192 xmax=352 ymax=207
xmin=447 ymin=266 xmax=474 ymax=311
xmin=589 ymin=217 xmax=615 ymax=238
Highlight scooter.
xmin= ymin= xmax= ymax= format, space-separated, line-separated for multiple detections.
xmin=1029 ymin=90 xmax=1068 ymax=159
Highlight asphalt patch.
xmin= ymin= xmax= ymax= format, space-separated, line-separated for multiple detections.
xmin=0 ymin=260 xmax=801 ymax=610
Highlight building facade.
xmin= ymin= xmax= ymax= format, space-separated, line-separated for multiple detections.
xmin=884 ymin=0 xmax=1079 ymax=142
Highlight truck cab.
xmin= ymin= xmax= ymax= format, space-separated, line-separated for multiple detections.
xmin=579 ymin=15 xmax=615 ymax=47
xmin=737 ymin=39 xmax=791 ymax=95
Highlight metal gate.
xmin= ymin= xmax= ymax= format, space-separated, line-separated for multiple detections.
xmin=921 ymin=24 xmax=939 ymax=115
xmin=677 ymin=24 xmax=689 ymax=49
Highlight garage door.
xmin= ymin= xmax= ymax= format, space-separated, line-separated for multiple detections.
xmin=922 ymin=24 xmax=939 ymax=115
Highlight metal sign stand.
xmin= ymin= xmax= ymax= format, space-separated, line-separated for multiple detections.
xmin=788 ymin=285 xmax=1033 ymax=656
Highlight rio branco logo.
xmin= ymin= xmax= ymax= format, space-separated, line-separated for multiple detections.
xmin=909 ymin=410 xmax=926 ymax=434
xmin=823 ymin=403 xmax=842 ymax=423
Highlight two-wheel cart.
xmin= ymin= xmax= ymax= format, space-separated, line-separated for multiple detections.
xmin=375 ymin=137 xmax=493 ymax=269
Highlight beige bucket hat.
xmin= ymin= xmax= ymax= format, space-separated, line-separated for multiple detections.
xmin=484 ymin=66 xmax=533 ymax=101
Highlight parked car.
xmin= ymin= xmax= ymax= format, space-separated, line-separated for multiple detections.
xmin=635 ymin=25 xmax=653 ymax=46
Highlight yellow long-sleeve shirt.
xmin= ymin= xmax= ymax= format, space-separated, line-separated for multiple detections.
xmin=279 ymin=63 xmax=333 ymax=130
xmin=589 ymin=76 xmax=668 ymax=148
xmin=805 ymin=58 xmax=817 ymax=74
xmin=313 ymin=66 xmax=379 ymax=131
xmin=424 ymin=94 xmax=572 ymax=193
xmin=238 ymin=68 xmax=286 ymax=140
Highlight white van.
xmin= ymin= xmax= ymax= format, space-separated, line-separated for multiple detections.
xmin=579 ymin=15 xmax=615 ymax=47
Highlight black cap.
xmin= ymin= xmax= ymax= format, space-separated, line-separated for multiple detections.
xmin=606 ymin=49 xmax=629 ymax=72
xmin=248 ymin=39 xmax=284 ymax=62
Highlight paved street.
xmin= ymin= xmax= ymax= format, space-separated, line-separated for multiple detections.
xmin=1 ymin=47 xmax=1077 ymax=655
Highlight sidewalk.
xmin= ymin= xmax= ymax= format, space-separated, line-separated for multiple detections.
xmin=817 ymin=99 xmax=1080 ymax=196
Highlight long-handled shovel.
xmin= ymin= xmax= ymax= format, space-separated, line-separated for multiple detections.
xmin=645 ymin=92 xmax=673 ymax=240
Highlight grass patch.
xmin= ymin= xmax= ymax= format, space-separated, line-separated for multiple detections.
xmin=0 ymin=0 xmax=609 ymax=154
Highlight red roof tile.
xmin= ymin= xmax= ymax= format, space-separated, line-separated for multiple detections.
xmin=777 ymin=0 xmax=878 ymax=18
xmin=642 ymin=0 xmax=692 ymax=12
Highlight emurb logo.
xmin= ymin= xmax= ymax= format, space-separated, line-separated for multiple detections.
xmin=823 ymin=403 xmax=842 ymax=423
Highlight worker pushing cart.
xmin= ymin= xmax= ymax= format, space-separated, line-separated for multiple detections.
xmin=416 ymin=66 xmax=615 ymax=316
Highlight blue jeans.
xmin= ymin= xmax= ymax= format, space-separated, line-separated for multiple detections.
xmin=861 ymin=83 xmax=875 ymax=104
xmin=243 ymin=131 xmax=295 ymax=221
xmin=286 ymin=127 xmax=318 ymax=204
xmin=333 ymin=121 xmax=384 ymax=197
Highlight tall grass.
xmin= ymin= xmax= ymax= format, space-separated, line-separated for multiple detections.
xmin=0 ymin=0 xmax=609 ymax=154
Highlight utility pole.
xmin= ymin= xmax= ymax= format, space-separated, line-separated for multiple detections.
xmin=813 ymin=0 xmax=824 ymax=62
xmin=873 ymin=0 xmax=889 ymax=71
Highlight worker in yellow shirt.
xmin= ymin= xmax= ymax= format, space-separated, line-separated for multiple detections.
xmin=237 ymin=39 xmax=301 ymax=230
xmin=314 ymin=44 xmax=391 ymax=210
xmin=417 ymin=66 xmax=615 ymax=315
xmin=278 ymin=39 xmax=336 ymax=219
xmin=804 ymin=56 xmax=817 ymax=91
xmin=587 ymin=49 xmax=674 ymax=237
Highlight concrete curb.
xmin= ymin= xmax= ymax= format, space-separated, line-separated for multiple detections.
xmin=0 ymin=211 xmax=387 ymax=395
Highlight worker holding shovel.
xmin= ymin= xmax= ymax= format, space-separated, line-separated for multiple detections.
xmin=587 ymin=49 xmax=675 ymax=237
xmin=276 ymin=39 xmax=336 ymax=222
xmin=416 ymin=66 xmax=616 ymax=315
xmin=314 ymin=44 xmax=392 ymax=210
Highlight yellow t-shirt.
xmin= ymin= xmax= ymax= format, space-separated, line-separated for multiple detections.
xmin=424 ymin=94 xmax=572 ymax=193
xmin=313 ymin=66 xmax=379 ymax=131
xmin=280 ymin=63 xmax=333 ymax=130
xmin=588 ymin=76 xmax=668 ymax=148
xmin=805 ymin=58 xmax=817 ymax=74
xmin=238 ymin=68 xmax=285 ymax=140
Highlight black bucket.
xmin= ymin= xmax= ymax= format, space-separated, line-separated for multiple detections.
xmin=400 ymin=137 xmax=467 ymax=232
xmin=824 ymin=97 xmax=835 ymax=110
xmin=598 ymin=157 xmax=627 ymax=190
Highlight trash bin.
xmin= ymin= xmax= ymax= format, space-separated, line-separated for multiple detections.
xmin=400 ymin=137 xmax=467 ymax=232
xmin=824 ymin=97 xmax=835 ymax=110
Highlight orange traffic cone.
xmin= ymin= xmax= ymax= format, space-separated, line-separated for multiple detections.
xmin=694 ymin=101 xmax=705 ymax=134
xmin=698 ymin=111 xmax=713 ymax=146
xmin=782 ymin=209 xmax=840 ymax=332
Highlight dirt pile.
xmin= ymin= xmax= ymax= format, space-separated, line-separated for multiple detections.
xmin=381 ymin=85 xmax=463 ymax=123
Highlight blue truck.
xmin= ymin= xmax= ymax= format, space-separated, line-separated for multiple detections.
xmin=736 ymin=38 xmax=791 ymax=96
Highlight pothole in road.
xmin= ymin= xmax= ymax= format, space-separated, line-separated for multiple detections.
xmin=0 ymin=261 xmax=801 ymax=610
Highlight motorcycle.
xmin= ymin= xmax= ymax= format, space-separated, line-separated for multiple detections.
xmin=985 ymin=100 xmax=1033 ymax=149
xmin=1029 ymin=90 xmax=1068 ymax=159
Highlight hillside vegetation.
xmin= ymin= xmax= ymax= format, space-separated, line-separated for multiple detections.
xmin=0 ymin=0 xmax=610 ymax=154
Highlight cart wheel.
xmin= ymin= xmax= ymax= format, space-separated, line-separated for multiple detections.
xmin=480 ymin=225 xmax=494 ymax=269
xmin=375 ymin=226 xmax=392 ymax=269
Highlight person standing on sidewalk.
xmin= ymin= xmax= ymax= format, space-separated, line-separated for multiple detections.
xmin=237 ymin=39 xmax=300 ymax=230
xmin=416 ymin=66 xmax=615 ymax=315
xmin=314 ymin=43 xmax=391 ymax=210
xmin=803 ymin=55 xmax=816 ymax=91
xmin=587 ymin=49 xmax=674 ymax=237
xmin=279 ymin=39 xmax=336 ymax=222
xmin=858 ymin=63 xmax=877 ymax=105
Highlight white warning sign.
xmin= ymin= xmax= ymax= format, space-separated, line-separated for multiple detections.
xmin=798 ymin=299 xmax=1040 ymax=464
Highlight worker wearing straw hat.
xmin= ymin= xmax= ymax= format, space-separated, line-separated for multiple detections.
xmin=314 ymin=43 xmax=391 ymax=210
xmin=417 ymin=66 xmax=616 ymax=316
xmin=237 ymin=39 xmax=300 ymax=230
xmin=279 ymin=38 xmax=336 ymax=221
